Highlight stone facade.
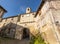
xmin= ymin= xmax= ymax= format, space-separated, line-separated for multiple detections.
xmin=0 ymin=0 xmax=60 ymax=44
xmin=35 ymin=0 xmax=60 ymax=44
xmin=0 ymin=7 xmax=38 ymax=40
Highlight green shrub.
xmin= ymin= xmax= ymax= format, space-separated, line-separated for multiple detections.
xmin=30 ymin=34 xmax=46 ymax=44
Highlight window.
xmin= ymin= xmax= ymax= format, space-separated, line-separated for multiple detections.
xmin=56 ymin=21 xmax=59 ymax=25
xmin=56 ymin=21 xmax=59 ymax=23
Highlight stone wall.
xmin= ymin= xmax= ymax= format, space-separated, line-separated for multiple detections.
xmin=0 ymin=11 xmax=38 ymax=40
xmin=20 ymin=12 xmax=35 ymax=23
xmin=36 ymin=0 xmax=60 ymax=44
xmin=0 ymin=8 xmax=4 ymax=17
xmin=36 ymin=11 xmax=58 ymax=44
xmin=0 ymin=0 xmax=60 ymax=44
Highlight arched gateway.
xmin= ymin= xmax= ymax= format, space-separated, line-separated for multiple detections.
xmin=15 ymin=26 xmax=30 ymax=40
xmin=22 ymin=28 xmax=30 ymax=39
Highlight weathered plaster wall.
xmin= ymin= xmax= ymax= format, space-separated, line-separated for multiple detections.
xmin=0 ymin=12 xmax=38 ymax=40
xmin=36 ymin=0 xmax=60 ymax=44
xmin=20 ymin=12 xmax=35 ymax=23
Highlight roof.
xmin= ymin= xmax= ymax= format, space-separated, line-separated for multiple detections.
xmin=34 ymin=0 xmax=46 ymax=17
xmin=0 ymin=6 xmax=7 ymax=12
xmin=3 ymin=12 xmax=36 ymax=19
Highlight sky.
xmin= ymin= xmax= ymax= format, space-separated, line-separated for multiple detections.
xmin=0 ymin=0 xmax=41 ymax=18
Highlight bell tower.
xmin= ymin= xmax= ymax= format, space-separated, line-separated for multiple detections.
xmin=26 ymin=7 xmax=31 ymax=13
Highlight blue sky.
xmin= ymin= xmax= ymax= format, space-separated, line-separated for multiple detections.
xmin=0 ymin=0 xmax=41 ymax=18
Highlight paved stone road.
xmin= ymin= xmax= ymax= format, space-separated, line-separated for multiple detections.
xmin=0 ymin=38 xmax=30 ymax=44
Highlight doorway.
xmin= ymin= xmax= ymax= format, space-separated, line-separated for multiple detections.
xmin=22 ymin=28 xmax=30 ymax=39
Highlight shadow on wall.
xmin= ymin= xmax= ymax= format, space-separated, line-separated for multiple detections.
xmin=0 ymin=22 xmax=30 ymax=40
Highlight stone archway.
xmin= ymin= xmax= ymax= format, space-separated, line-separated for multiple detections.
xmin=22 ymin=28 xmax=30 ymax=39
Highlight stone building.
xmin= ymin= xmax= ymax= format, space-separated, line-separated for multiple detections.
xmin=0 ymin=0 xmax=60 ymax=44
xmin=35 ymin=0 xmax=60 ymax=44
xmin=0 ymin=7 xmax=38 ymax=40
